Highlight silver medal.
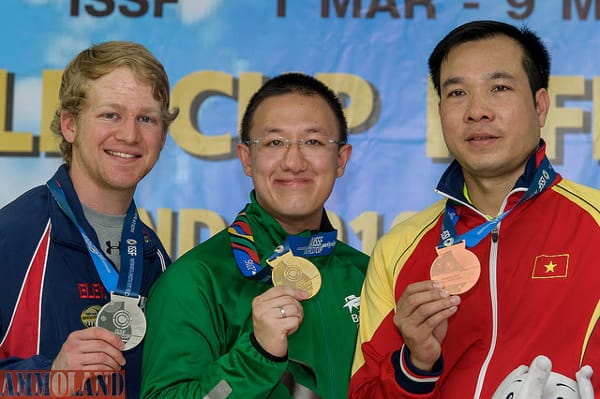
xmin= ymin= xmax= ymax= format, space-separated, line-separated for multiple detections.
xmin=96 ymin=293 xmax=146 ymax=351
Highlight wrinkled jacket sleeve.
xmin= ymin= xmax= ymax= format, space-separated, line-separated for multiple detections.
xmin=0 ymin=356 xmax=53 ymax=370
xmin=349 ymin=229 xmax=442 ymax=398
xmin=140 ymin=260 xmax=290 ymax=399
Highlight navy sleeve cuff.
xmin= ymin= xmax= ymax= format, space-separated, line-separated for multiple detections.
xmin=391 ymin=344 xmax=443 ymax=394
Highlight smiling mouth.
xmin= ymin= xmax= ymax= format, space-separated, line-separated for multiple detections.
xmin=276 ymin=177 xmax=311 ymax=185
xmin=467 ymin=135 xmax=496 ymax=142
xmin=106 ymin=150 xmax=137 ymax=159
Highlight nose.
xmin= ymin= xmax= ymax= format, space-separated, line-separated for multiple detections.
xmin=283 ymin=139 xmax=304 ymax=151
xmin=465 ymin=93 xmax=494 ymax=123
xmin=280 ymin=141 xmax=308 ymax=171
xmin=115 ymin=115 xmax=140 ymax=142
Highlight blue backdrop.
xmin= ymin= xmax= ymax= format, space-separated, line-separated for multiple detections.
xmin=1 ymin=1 xmax=598 ymax=257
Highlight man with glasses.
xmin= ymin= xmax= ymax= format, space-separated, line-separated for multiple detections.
xmin=141 ymin=72 xmax=369 ymax=399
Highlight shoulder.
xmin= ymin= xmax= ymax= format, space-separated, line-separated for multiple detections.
xmin=366 ymin=199 xmax=444 ymax=281
xmin=139 ymin=219 xmax=169 ymax=257
xmin=0 ymin=185 xmax=48 ymax=222
xmin=552 ymin=178 xmax=600 ymax=219
xmin=0 ymin=185 xmax=50 ymax=240
xmin=155 ymin=228 xmax=233 ymax=285
xmin=334 ymin=241 xmax=369 ymax=268
xmin=377 ymin=199 xmax=445 ymax=250
xmin=147 ymin=228 xmax=255 ymax=313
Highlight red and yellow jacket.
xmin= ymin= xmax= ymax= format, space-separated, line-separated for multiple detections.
xmin=350 ymin=145 xmax=600 ymax=398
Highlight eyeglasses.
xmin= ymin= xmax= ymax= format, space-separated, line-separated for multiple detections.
xmin=243 ymin=136 xmax=346 ymax=156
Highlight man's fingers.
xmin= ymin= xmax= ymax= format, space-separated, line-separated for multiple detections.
xmin=254 ymin=285 xmax=309 ymax=303
xmin=84 ymin=327 xmax=126 ymax=350
xmin=53 ymin=327 xmax=127 ymax=371
xmin=276 ymin=303 xmax=303 ymax=321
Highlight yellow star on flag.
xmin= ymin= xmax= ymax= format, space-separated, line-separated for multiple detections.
xmin=545 ymin=261 xmax=557 ymax=273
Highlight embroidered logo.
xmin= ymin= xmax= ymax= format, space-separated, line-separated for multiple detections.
xmin=343 ymin=294 xmax=361 ymax=324
xmin=80 ymin=305 xmax=101 ymax=328
xmin=105 ymin=240 xmax=120 ymax=255
xmin=532 ymin=254 xmax=569 ymax=279
xmin=78 ymin=282 xmax=106 ymax=299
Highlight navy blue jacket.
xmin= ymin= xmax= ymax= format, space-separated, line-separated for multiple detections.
xmin=0 ymin=164 xmax=170 ymax=398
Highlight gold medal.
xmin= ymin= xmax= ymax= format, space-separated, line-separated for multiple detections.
xmin=267 ymin=251 xmax=321 ymax=298
xmin=430 ymin=241 xmax=481 ymax=295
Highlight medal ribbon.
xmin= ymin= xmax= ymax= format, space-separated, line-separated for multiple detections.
xmin=440 ymin=155 xmax=556 ymax=249
xmin=47 ymin=178 xmax=144 ymax=299
xmin=228 ymin=205 xmax=336 ymax=284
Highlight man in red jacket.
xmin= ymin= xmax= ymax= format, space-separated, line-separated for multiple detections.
xmin=350 ymin=20 xmax=600 ymax=398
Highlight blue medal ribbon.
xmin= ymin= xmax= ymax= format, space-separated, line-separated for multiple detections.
xmin=440 ymin=156 xmax=556 ymax=249
xmin=228 ymin=206 xmax=337 ymax=284
xmin=286 ymin=231 xmax=337 ymax=257
xmin=268 ymin=231 xmax=337 ymax=263
xmin=47 ymin=178 xmax=144 ymax=299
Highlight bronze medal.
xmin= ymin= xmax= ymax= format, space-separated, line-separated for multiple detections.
xmin=96 ymin=293 xmax=146 ymax=351
xmin=430 ymin=241 xmax=481 ymax=295
xmin=267 ymin=251 xmax=322 ymax=298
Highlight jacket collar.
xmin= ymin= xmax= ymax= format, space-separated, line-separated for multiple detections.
xmin=47 ymin=164 xmax=159 ymax=254
xmin=244 ymin=190 xmax=337 ymax=256
xmin=435 ymin=139 xmax=554 ymax=207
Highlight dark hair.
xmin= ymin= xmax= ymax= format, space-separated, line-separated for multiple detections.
xmin=50 ymin=41 xmax=179 ymax=165
xmin=428 ymin=20 xmax=550 ymax=99
xmin=240 ymin=72 xmax=348 ymax=143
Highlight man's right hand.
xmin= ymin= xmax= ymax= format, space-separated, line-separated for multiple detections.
xmin=251 ymin=285 xmax=309 ymax=358
xmin=51 ymin=327 xmax=126 ymax=371
xmin=393 ymin=280 xmax=460 ymax=371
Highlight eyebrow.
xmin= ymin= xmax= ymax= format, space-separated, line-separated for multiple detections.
xmin=488 ymin=71 xmax=517 ymax=81
xmin=441 ymin=76 xmax=463 ymax=91
xmin=98 ymin=103 xmax=161 ymax=114
xmin=260 ymin=126 xmax=328 ymax=135
xmin=441 ymin=71 xmax=517 ymax=91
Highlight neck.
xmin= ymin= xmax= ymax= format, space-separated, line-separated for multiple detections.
xmin=464 ymin=174 xmax=518 ymax=217
xmin=69 ymin=171 xmax=134 ymax=216
xmin=276 ymin=211 xmax=323 ymax=235
xmin=79 ymin=190 xmax=133 ymax=216
xmin=279 ymin=219 xmax=320 ymax=235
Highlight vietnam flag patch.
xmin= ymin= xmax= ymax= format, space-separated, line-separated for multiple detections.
xmin=532 ymin=254 xmax=569 ymax=279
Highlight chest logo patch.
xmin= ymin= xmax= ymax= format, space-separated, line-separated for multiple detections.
xmin=343 ymin=294 xmax=361 ymax=324
xmin=532 ymin=254 xmax=569 ymax=279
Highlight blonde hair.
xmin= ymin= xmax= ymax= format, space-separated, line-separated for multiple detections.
xmin=50 ymin=41 xmax=179 ymax=164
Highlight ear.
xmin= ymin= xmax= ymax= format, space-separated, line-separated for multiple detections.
xmin=336 ymin=144 xmax=352 ymax=178
xmin=534 ymin=88 xmax=550 ymax=128
xmin=236 ymin=143 xmax=252 ymax=177
xmin=160 ymin=130 xmax=168 ymax=150
xmin=61 ymin=112 xmax=77 ymax=144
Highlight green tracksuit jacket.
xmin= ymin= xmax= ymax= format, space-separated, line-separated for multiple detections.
xmin=141 ymin=194 xmax=368 ymax=399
